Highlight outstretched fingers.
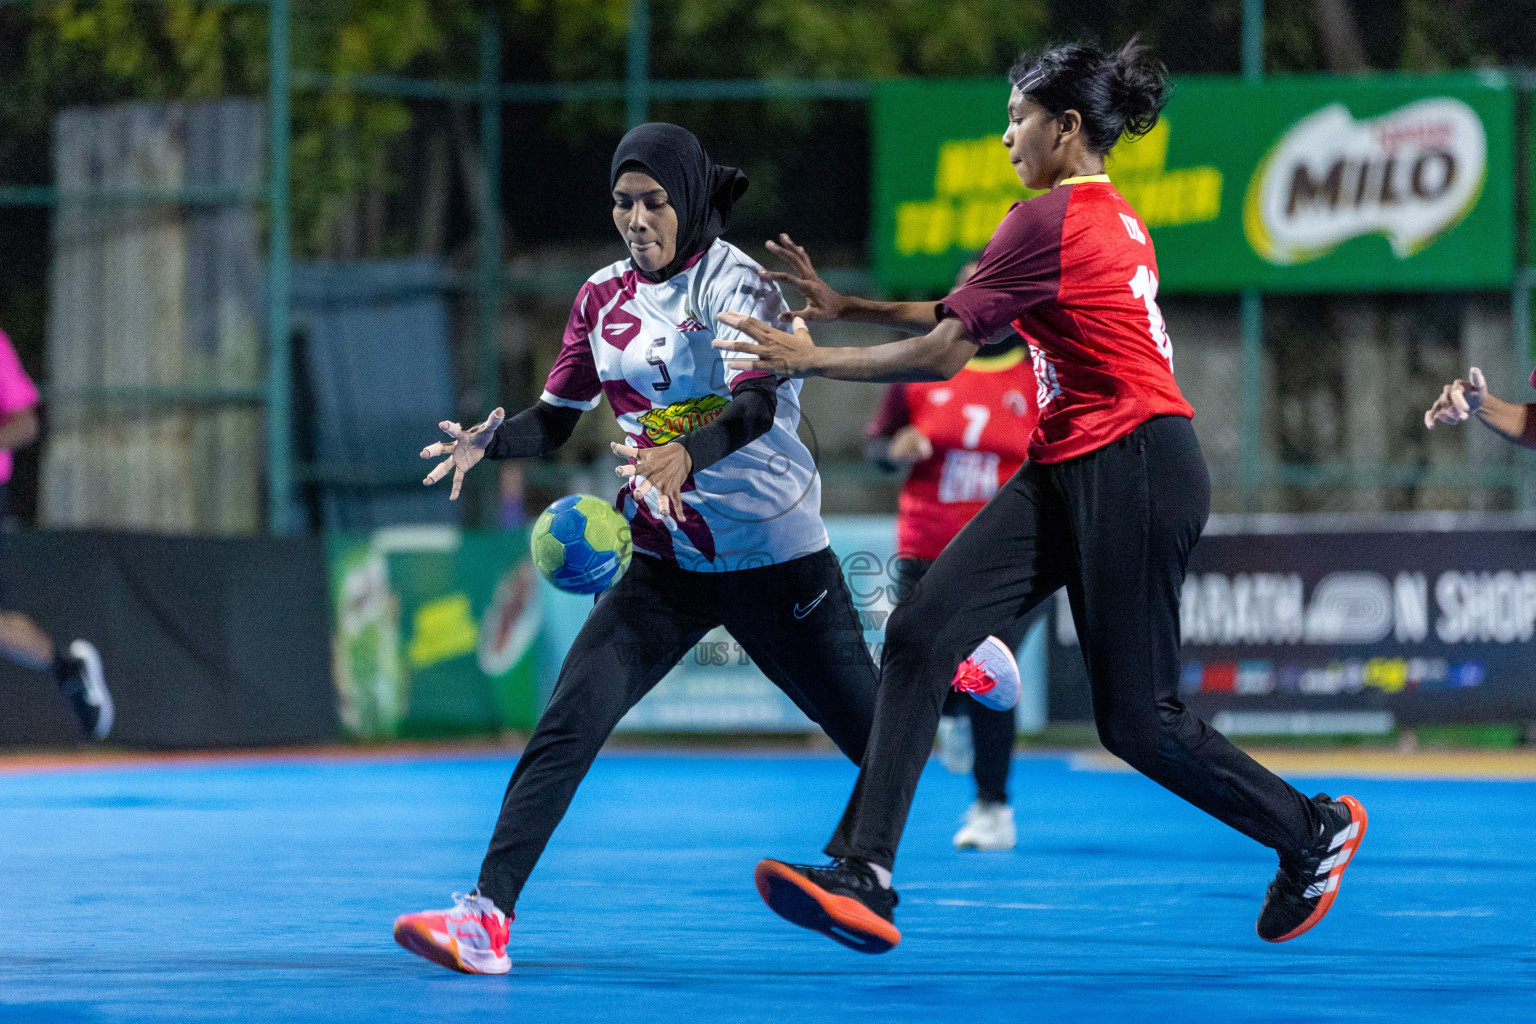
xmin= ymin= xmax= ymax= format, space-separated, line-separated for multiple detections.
xmin=766 ymin=233 xmax=812 ymax=272
xmin=424 ymin=455 xmax=455 ymax=486
xmin=473 ymin=407 xmax=507 ymax=439
xmin=756 ymin=268 xmax=806 ymax=289
xmin=1450 ymin=382 xmax=1470 ymax=416
xmin=714 ymin=311 xmax=774 ymax=342
xmin=1425 ymin=383 xmax=1469 ymax=428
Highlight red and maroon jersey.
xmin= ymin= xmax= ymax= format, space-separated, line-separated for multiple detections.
xmin=867 ymin=349 xmax=1037 ymax=561
xmin=938 ymin=175 xmax=1193 ymax=464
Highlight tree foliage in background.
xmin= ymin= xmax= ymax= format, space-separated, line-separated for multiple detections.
xmin=2 ymin=0 xmax=477 ymax=256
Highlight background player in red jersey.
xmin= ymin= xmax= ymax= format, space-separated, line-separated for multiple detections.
xmin=718 ymin=39 xmax=1367 ymax=952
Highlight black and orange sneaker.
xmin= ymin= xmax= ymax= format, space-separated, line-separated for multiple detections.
xmin=754 ymin=858 xmax=900 ymax=954
xmin=1257 ymin=794 xmax=1368 ymax=943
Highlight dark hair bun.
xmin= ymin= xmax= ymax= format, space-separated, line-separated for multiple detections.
xmin=1107 ymin=37 xmax=1168 ymax=140
xmin=1008 ymin=37 xmax=1169 ymax=154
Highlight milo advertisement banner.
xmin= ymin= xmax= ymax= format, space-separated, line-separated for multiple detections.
xmin=1050 ymin=524 xmax=1536 ymax=731
xmin=328 ymin=526 xmax=542 ymax=738
xmin=873 ymin=73 xmax=1516 ymax=294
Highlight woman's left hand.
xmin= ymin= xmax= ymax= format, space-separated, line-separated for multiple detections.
xmin=713 ymin=314 xmax=820 ymax=378
xmin=612 ymin=441 xmax=692 ymax=521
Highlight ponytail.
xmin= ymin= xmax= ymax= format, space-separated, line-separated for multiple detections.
xmin=1009 ymin=37 xmax=1170 ymax=154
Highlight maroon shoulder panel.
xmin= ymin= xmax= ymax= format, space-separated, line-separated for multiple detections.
xmin=937 ymin=185 xmax=1069 ymax=346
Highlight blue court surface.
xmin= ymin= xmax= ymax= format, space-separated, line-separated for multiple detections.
xmin=1 ymin=750 xmax=1532 ymax=1023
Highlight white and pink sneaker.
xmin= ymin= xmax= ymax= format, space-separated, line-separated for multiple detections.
xmin=951 ymin=636 xmax=1021 ymax=712
xmin=393 ymin=891 xmax=511 ymax=974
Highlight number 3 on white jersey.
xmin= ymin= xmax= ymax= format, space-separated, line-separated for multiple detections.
xmin=1128 ymin=265 xmax=1173 ymax=369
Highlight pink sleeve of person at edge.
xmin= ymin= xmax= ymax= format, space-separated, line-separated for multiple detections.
xmin=0 ymin=331 xmax=39 ymax=416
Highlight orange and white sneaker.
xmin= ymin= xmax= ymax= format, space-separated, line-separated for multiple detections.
xmin=393 ymin=891 xmax=512 ymax=974
xmin=1257 ymin=794 xmax=1368 ymax=942
xmin=951 ymin=635 xmax=1020 ymax=712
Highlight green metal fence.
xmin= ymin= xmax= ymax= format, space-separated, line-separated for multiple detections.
xmin=1 ymin=0 xmax=1532 ymax=530
xmin=0 ymin=0 xmax=878 ymax=533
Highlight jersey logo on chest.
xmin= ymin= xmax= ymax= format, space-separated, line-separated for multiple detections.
xmin=637 ymin=394 xmax=728 ymax=444
xmin=600 ymin=306 xmax=642 ymax=349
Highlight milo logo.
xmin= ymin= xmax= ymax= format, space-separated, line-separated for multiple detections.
xmin=638 ymin=394 xmax=729 ymax=444
xmin=1243 ymin=98 xmax=1486 ymax=265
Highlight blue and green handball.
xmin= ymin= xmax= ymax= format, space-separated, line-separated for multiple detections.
xmin=531 ymin=494 xmax=633 ymax=594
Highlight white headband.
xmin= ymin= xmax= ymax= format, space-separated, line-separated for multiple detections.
xmin=1012 ymin=66 xmax=1049 ymax=93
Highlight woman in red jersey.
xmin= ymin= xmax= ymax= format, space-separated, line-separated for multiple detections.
xmin=716 ymin=39 xmax=1367 ymax=951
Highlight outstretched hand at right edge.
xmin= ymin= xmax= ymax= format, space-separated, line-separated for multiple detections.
xmin=421 ymin=407 xmax=505 ymax=501
xmin=1424 ymin=367 xmax=1536 ymax=449
xmin=1424 ymin=367 xmax=1488 ymax=429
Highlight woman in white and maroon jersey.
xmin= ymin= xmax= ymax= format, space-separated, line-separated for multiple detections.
xmin=396 ymin=123 xmax=1022 ymax=976
xmin=392 ymin=123 xmax=881 ymax=975
xmin=718 ymin=40 xmax=1367 ymax=952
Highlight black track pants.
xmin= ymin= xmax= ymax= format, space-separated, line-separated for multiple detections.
xmin=825 ymin=416 xmax=1321 ymax=871
xmin=901 ymin=557 xmax=1023 ymax=806
xmin=477 ymin=548 xmax=877 ymax=912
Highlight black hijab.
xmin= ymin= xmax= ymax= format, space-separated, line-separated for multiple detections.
xmin=610 ymin=123 xmax=749 ymax=283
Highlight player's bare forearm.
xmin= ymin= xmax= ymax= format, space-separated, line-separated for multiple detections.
xmin=810 ymin=321 xmax=974 ymax=383
xmin=838 ymin=297 xmax=942 ymax=335
xmin=715 ymin=312 xmax=974 ymax=382
xmin=1475 ymin=395 xmax=1536 ymax=448
xmin=0 ymin=407 xmax=39 ymax=452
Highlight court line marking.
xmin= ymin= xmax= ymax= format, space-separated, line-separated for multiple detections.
xmin=1070 ymin=749 xmax=1536 ymax=780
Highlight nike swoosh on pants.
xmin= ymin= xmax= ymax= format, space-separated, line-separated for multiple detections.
xmin=793 ymin=590 xmax=829 ymax=619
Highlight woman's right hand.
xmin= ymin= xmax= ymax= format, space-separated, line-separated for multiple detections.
xmin=887 ymin=425 xmax=934 ymax=464
xmin=759 ymin=233 xmax=849 ymax=323
xmin=421 ymin=407 xmax=505 ymax=501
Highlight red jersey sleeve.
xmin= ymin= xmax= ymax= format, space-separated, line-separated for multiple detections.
xmin=865 ymin=383 xmax=910 ymax=439
xmin=539 ymin=283 xmax=604 ymax=411
xmin=937 ymin=188 xmax=1069 ymax=346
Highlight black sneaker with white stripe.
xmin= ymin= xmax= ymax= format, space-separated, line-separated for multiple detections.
xmin=52 ymin=640 xmax=112 ymax=742
xmin=1257 ymin=793 xmax=1368 ymax=943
